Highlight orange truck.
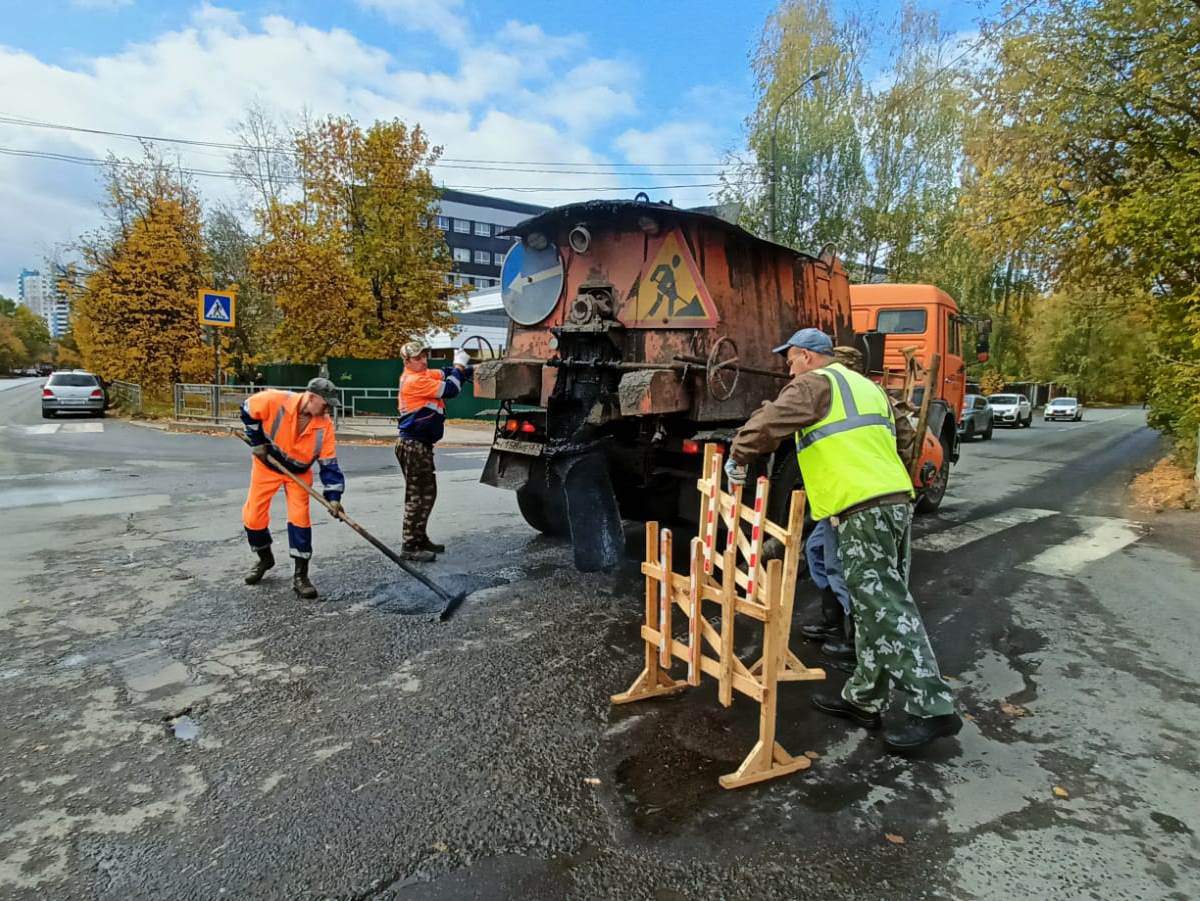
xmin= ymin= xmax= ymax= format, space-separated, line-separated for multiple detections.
xmin=850 ymin=283 xmax=987 ymax=512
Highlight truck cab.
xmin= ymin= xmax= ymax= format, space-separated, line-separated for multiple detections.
xmin=850 ymin=283 xmax=966 ymax=511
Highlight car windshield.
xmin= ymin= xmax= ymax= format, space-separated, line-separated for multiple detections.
xmin=48 ymin=373 xmax=98 ymax=387
xmin=1051 ymin=398 xmax=1077 ymax=406
xmin=989 ymin=394 xmax=1020 ymax=404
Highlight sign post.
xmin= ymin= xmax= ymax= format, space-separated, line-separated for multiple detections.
xmin=199 ymin=289 xmax=236 ymax=420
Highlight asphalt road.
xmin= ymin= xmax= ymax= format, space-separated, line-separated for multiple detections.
xmin=1 ymin=378 xmax=1198 ymax=900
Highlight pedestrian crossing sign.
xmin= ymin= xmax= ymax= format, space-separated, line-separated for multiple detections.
xmin=622 ymin=227 xmax=718 ymax=328
xmin=198 ymin=290 xmax=236 ymax=328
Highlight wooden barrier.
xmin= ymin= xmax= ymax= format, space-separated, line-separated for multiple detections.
xmin=612 ymin=443 xmax=825 ymax=789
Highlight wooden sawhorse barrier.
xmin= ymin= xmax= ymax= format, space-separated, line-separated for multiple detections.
xmin=612 ymin=444 xmax=825 ymax=789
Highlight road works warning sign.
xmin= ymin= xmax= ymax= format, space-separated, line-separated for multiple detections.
xmin=198 ymin=290 xmax=236 ymax=328
xmin=623 ymin=228 xmax=718 ymax=328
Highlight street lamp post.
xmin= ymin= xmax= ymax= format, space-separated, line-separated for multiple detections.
xmin=768 ymin=69 xmax=828 ymax=242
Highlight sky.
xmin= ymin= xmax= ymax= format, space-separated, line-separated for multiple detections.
xmin=0 ymin=0 xmax=998 ymax=298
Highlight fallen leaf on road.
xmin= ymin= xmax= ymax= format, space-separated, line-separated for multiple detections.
xmin=583 ymin=777 xmax=602 ymax=786
xmin=33 ymin=745 xmax=47 ymax=752
xmin=962 ymin=713 xmax=975 ymax=721
xmin=1053 ymin=786 xmax=1070 ymax=798
xmin=804 ymin=751 xmax=820 ymax=760
xmin=999 ymin=702 xmax=1028 ymax=717
xmin=884 ymin=833 xmax=905 ymax=845
xmin=432 ymin=841 xmax=448 ymax=853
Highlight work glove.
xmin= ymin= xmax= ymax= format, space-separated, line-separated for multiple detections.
xmin=724 ymin=456 xmax=748 ymax=486
xmin=453 ymin=349 xmax=471 ymax=368
xmin=251 ymin=444 xmax=270 ymax=461
xmin=327 ymin=500 xmax=345 ymax=518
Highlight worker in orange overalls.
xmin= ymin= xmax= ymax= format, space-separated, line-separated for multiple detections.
xmin=240 ymin=377 xmax=346 ymax=599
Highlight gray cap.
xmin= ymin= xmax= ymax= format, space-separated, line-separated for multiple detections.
xmin=305 ymin=377 xmax=340 ymax=407
xmin=772 ymin=327 xmax=835 ymax=356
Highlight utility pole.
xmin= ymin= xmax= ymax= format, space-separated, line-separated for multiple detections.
xmin=769 ymin=69 xmax=828 ymax=242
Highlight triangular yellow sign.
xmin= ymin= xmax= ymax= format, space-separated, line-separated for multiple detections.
xmin=623 ymin=228 xmax=718 ymax=328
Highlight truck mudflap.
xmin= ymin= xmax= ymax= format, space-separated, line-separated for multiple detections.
xmin=553 ymin=449 xmax=624 ymax=573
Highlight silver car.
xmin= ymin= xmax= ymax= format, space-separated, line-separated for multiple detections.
xmin=987 ymin=393 xmax=1033 ymax=428
xmin=1045 ymin=396 xmax=1084 ymax=422
xmin=42 ymin=370 xmax=106 ymax=419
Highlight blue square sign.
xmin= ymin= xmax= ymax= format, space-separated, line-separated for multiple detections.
xmin=198 ymin=290 xmax=236 ymax=328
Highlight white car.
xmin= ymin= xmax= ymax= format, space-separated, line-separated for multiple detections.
xmin=987 ymin=393 xmax=1033 ymax=428
xmin=1045 ymin=396 xmax=1084 ymax=422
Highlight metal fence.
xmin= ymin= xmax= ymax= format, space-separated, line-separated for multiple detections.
xmin=173 ymin=384 xmax=402 ymax=424
xmin=108 ymin=379 xmax=143 ymax=414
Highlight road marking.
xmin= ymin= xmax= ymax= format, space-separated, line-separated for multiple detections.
xmin=12 ymin=423 xmax=106 ymax=435
xmin=58 ymin=422 xmax=105 ymax=434
xmin=21 ymin=424 xmax=61 ymax=435
xmin=1019 ymin=517 xmax=1144 ymax=577
xmin=441 ymin=450 xmax=488 ymax=458
xmin=913 ymin=507 xmax=1059 ymax=552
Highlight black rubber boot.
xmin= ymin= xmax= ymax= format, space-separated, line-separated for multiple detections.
xmin=401 ymin=543 xmax=436 ymax=562
xmin=244 ymin=547 xmax=275 ymax=585
xmin=821 ymin=612 xmax=856 ymax=661
xmin=292 ymin=557 xmax=318 ymax=600
xmin=800 ymin=588 xmax=843 ymax=641
xmin=417 ymin=537 xmax=446 ymax=554
xmin=883 ymin=713 xmax=964 ymax=752
xmin=811 ymin=692 xmax=881 ymax=730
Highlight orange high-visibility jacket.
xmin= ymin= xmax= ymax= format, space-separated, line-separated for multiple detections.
xmin=241 ymin=389 xmax=345 ymax=500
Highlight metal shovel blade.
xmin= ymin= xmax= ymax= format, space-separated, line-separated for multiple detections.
xmin=555 ymin=450 xmax=625 ymax=572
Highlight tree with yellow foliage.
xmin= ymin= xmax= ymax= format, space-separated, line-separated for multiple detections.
xmin=251 ymin=115 xmax=457 ymax=363
xmin=73 ymin=151 xmax=211 ymax=392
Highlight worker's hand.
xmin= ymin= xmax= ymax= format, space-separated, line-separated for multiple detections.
xmin=327 ymin=500 xmax=345 ymax=518
xmin=724 ymin=456 xmax=748 ymax=486
xmin=251 ymin=444 xmax=270 ymax=461
xmin=453 ymin=349 xmax=471 ymax=368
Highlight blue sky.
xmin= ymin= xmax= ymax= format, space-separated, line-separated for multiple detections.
xmin=0 ymin=0 xmax=999 ymax=296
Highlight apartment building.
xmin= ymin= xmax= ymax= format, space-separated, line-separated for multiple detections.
xmin=437 ymin=189 xmax=547 ymax=289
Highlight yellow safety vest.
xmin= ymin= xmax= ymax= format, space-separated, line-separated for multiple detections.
xmin=795 ymin=363 xmax=914 ymax=520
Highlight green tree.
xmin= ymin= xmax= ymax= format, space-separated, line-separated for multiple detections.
xmin=11 ymin=306 xmax=51 ymax=364
xmin=206 ymin=204 xmax=275 ymax=378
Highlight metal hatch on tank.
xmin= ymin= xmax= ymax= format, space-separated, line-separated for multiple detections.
xmin=476 ymin=197 xmax=855 ymax=573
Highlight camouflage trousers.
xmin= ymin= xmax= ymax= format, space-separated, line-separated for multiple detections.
xmin=835 ymin=502 xmax=956 ymax=718
xmin=394 ymin=438 xmax=437 ymax=546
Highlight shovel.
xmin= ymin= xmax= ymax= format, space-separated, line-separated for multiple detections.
xmin=237 ymin=435 xmax=468 ymax=620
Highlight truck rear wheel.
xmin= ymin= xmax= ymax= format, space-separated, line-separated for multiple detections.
xmin=515 ymin=464 xmax=569 ymax=537
xmin=915 ymin=432 xmax=951 ymax=514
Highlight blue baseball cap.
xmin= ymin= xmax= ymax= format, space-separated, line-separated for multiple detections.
xmin=772 ymin=327 xmax=834 ymax=356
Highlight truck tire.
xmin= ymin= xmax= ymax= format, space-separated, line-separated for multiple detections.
xmin=516 ymin=466 xmax=569 ymax=537
xmin=915 ymin=432 xmax=951 ymax=514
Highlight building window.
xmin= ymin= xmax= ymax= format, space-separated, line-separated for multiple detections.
xmin=436 ymin=215 xmax=449 ymax=230
xmin=494 ymin=252 xmax=507 ymax=266
xmin=453 ymin=247 xmax=470 ymax=263
xmin=453 ymin=219 xmax=471 ymax=233
xmin=474 ymin=222 xmax=491 ymax=237
xmin=474 ymin=250 xmax=491 ymax=265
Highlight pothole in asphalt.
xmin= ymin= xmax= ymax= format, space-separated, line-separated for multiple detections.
xmin=166 ymin=714 xmax=200 ymax=742
xmin=370 ymin=572 xmax=508 ymax=616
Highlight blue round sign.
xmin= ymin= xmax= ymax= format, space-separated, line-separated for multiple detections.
xmin=500 ymin=241 xmax=563 ymax=326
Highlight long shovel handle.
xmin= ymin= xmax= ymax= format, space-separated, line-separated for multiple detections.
xmin=237 ymin=435 xmax=458 ymax=605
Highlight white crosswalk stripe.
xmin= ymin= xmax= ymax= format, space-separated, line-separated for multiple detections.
xmin=8 ymin=423 xmax=106 ymax=436
xmin=913 ymin=507 xmax=1058 ymax=552
xmin=1019 ymin=516 xmax=1144 ymax=577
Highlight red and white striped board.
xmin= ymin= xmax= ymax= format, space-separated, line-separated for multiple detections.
xmin=745 ymin=476 xmax=769 ymax=600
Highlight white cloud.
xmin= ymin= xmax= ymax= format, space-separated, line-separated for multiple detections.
xmin=356 ymin=0 xmax=467 ymax=46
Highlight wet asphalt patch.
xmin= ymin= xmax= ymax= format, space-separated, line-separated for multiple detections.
xmin=369 ymin=572 xmax=508 ymax=617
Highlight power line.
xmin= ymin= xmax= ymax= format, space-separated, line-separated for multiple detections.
xmin=0 ymin=145 xmax=754 ymax=194
xmin=0 ymin=112 xmax=729 ymax=172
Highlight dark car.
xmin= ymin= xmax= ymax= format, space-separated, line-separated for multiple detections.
xmin=958 ymin=394 xmax=994 ymax=441
xmin=42 ymin=370 xmax=106 ymax=418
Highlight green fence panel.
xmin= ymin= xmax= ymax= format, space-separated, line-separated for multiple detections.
xmin=260 ymin=363 xmax=319 ymax=386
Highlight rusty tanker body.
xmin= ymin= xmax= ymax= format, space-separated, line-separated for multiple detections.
xmin=476 ymin=199 xmax=854 ymax=571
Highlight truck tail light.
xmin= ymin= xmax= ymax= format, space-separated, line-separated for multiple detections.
xmin=504 ymin=418 xmax=518 ymax=432
xmin=42 ymin=388 xmax=54 ymax=397
xmin=519 ymin=421 xmax=537 ymax=434
xmin=681 ymin=439 xmax=701 ymax=454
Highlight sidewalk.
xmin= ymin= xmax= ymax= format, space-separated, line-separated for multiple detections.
xmin=129 ymin=417 xmax=494 ymax=447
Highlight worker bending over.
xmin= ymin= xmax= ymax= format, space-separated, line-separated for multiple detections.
xmin=726 ymin=328 xmax=961 ymax=752
xmin=241 ymin=378 xmax=345 ymax=600
xmin=395 ymin=342 xmax=473 ymax=561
